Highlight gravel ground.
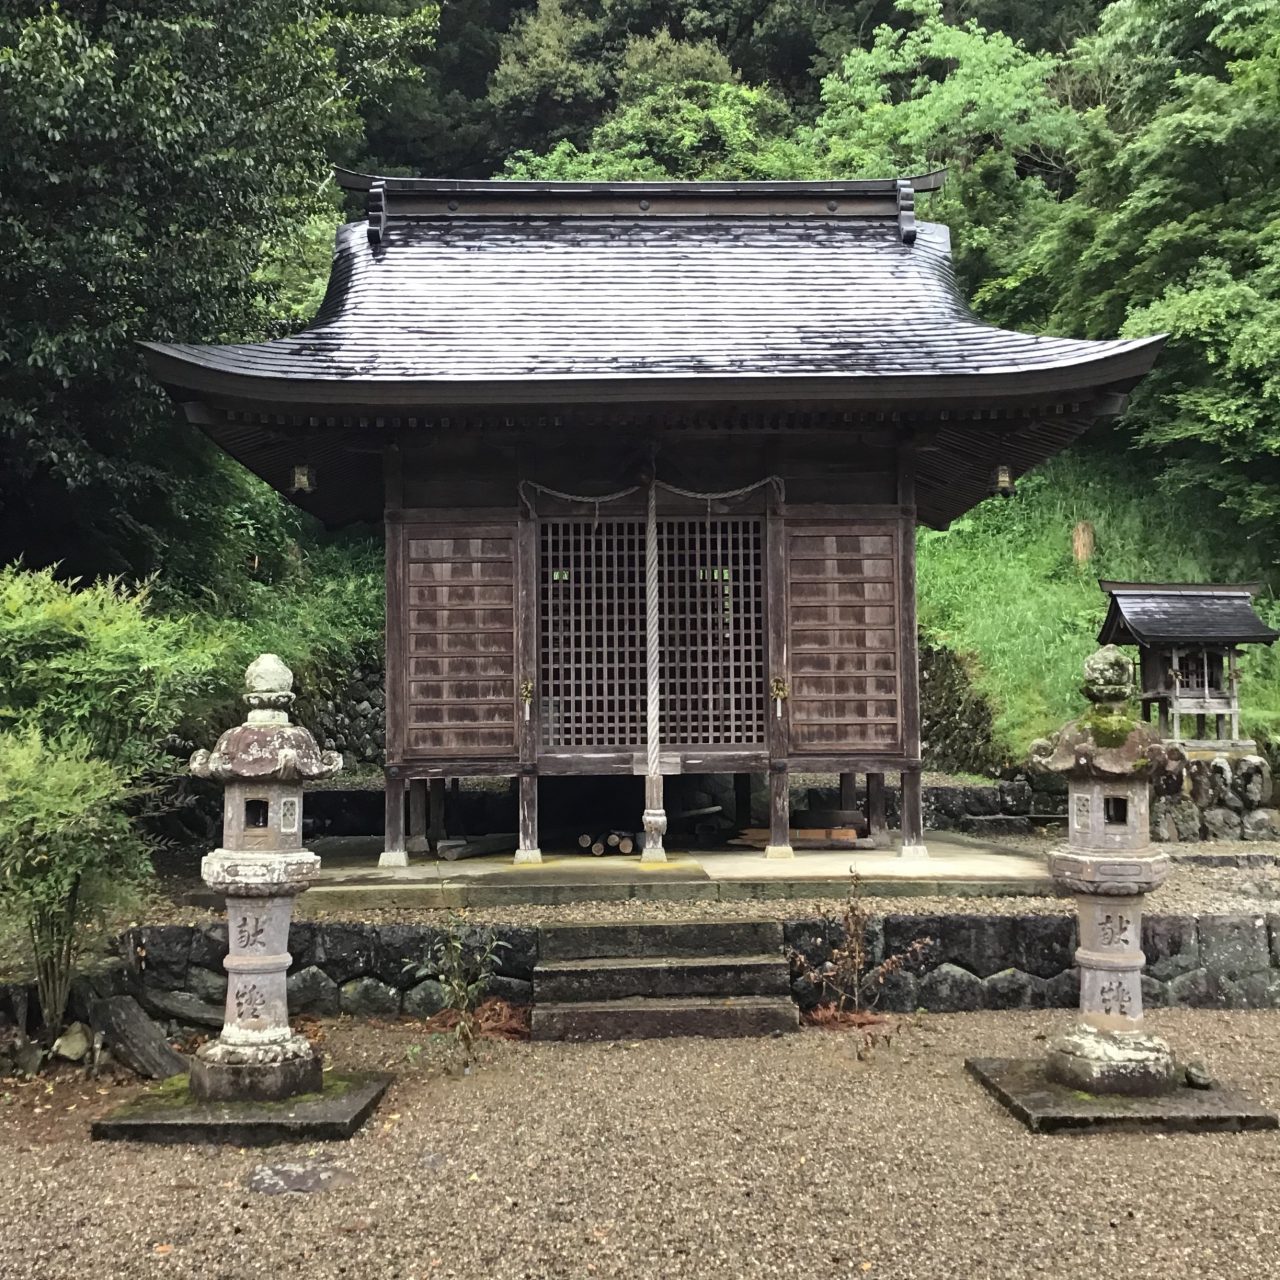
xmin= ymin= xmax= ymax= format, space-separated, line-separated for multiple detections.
xmin=4 ymin=1008 xmax=1280 ymax=1279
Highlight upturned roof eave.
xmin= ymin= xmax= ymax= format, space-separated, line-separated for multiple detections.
xmin=140 ymin=335 xmax=1166 ymax=414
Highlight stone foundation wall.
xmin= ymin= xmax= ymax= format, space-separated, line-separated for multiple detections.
xmin=1150 ymin=754 xmax=1278 ymax=842
xmin=6 ymin=914 xmax=1280 ymax=1035
xmin=298 ymin=651 xmax=386 ymax=771
xmin=784 ymin=912 xmax=1280 ymax=1013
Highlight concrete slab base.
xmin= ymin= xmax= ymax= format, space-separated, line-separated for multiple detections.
xmin=91 ymin=1071 xmax=392 ymax=1145
xmin=966 ymin=1057 xmax=1278 ymax=1134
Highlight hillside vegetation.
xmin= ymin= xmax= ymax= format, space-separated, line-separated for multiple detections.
xmin=918 ymin=452 xmax=1280 ymax=758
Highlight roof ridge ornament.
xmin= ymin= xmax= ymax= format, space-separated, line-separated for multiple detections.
xmin=897 ymin=179 xmax=916 ymax=246
xmin=367 ymin=179 xmax=387 ymax=244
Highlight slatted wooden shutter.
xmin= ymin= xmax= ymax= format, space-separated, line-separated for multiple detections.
xmin=786 ymin=520 xmax=903 ymax=752
xmin=400 ymin=522 xmax=518 ymax=757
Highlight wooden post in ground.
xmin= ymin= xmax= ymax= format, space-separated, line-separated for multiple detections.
xmin=839 ymin=771 xmax=857 ymax=811
xmin=515 ymin=772 xmax=541 ymax=863
xmin=765 ymin=763 xmax=793 ymax=859
xmin=866 ymin=772 xmax=889 ymax=848
xmin=901 ymin=766 xmax=927 ymax=858
xmin=407 ymin=778 xmax=429 ymax=855
xmin=380 ymin=774 xmax=407 ymax=868
xmin=428 ymin=778 xmax=446 ymax=855
xmin=734 ymin=773 xmax=753 ymax=828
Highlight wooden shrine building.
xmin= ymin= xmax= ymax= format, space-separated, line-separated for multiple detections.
xmin=145 ymin=169 xmax=1162 ymax=865
xmin=1098 ymin=581 xmax=1277 ymax=746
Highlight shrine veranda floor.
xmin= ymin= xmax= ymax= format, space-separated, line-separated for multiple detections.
xmin=151 ymin=832 xmax=1280 ymax=925
xmin=6 ymin=1008 xmax=1280 ymax=1279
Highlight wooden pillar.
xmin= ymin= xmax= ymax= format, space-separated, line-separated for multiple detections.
xmin=764 ymin=485 xmax=791 ymax=860
xmin=765 ymin=763 xmax=793 ymax=859
xmin=900 ymin=767 xmax=927 ymax=858
xmin=428 ymin=777 xmax=446 ymax=854
xmin=515 ymin=771 xmax=540 ymax=864
xmin=379 ymin=774 xmax=407 ymax=868
xmin=406 ymin=778 xmax=429 ymax=855
xmin=897 ymin=440 xmax=927 ymax=857
xmin=866 ymin=772 xmax=889 ymax=848
xmin=515 ymin=515 xmax=541 ymax=863
xmin=1229 ymin=650 xmax=1240 ymax=741
xmin=734 ymin=773 xmax=753 ymax=828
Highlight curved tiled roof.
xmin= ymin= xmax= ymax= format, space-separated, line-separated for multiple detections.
xmin=1098 ymin=583 xmax=1279 ymax=647
xmin=144 ymin=214 xmax=1160 ymax=401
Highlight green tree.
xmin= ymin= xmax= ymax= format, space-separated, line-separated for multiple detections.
xmin=0 ymin=3 xmax=434 ymax=602
xmin=508 ymin=79 xmax=809 ymax=180
xmin=0 ymin=729 xmax=148 ymax=1034
xmin=487 ymin=0 xmax=613 ymax=154
xmin=811 ymin=0 xmax=1080 ymax=295
xmin=1017 ymin=0 xmax=1280 ymax=536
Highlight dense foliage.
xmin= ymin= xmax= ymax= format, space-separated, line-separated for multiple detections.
xmin=0 ymin=728 xmax=147 ymax=1030
xmin=0 ymin=1 xmax=435 ymax=600
xmin=0 ymin=566 xmax=223 ymax=1027
xmin=2 ymin=0 xmax=1278 ymax=767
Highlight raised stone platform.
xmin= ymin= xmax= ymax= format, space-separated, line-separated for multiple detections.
xmin=92 ymin=1071 xmax=392 ymax=1145
xmin=271 ymin=834 xmax=1056 ymax=911
xmin=966 ymin=1058 xmax=1278 ymax=1134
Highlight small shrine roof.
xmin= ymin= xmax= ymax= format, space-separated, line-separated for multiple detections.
xmin=1097 ymin=582 xmax=1279 ymax=647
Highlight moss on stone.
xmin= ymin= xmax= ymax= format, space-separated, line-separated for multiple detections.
xmin=114 ymin=1070 xmax=361 ymax=1117
xmin=1080 ymin=703 xmax=1139 ymax=749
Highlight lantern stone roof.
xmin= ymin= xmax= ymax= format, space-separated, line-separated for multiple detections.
xmin=1097 ymin=582 xmax=1279 ymax=648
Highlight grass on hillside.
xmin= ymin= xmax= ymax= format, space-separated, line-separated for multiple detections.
xmin=916 ymin=450 xmax=1280 ymax=758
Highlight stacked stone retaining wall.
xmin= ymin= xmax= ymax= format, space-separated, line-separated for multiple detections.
xmin=8 ymin=915 xmax=1280 ymax=1035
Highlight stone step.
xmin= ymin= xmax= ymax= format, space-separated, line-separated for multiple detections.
xmin=534 ymin=954 xmax=790 ymax=1003
xmin=531 ymin=995 xmax=800 ymax=1041
xmin=537 ymin=918 xmax=784 ymax=961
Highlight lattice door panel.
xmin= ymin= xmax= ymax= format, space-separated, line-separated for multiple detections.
xmin=538 ymin=518 xmax=766 ymax=750
xmin=659 ymin=519 xmax=765 ymax=747
xmin=540 ymin=520 xmax=646 ymax=749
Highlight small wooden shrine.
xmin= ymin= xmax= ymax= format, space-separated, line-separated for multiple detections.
xmin=1098 ymin=581 xmax=1278 ymax=746
xmin=144 ymin=169 xmax=1162 ymax=865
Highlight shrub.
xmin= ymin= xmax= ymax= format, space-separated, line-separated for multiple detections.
xmin=0 ymin=729 xmax=148 ymax=1031
xmin=404 ymin=919 xmax=507 ymax=1065
xmin=0 ymin=565 xmax=221 ymax=1030
xmin=0 ymin=564 xmax=222 ymax=781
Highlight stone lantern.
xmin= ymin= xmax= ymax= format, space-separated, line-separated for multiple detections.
xmin=188 ymin=654 xmax=341 ymax=1101
xmin=1038 ymin=644 xmax=1184 ymax=1095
